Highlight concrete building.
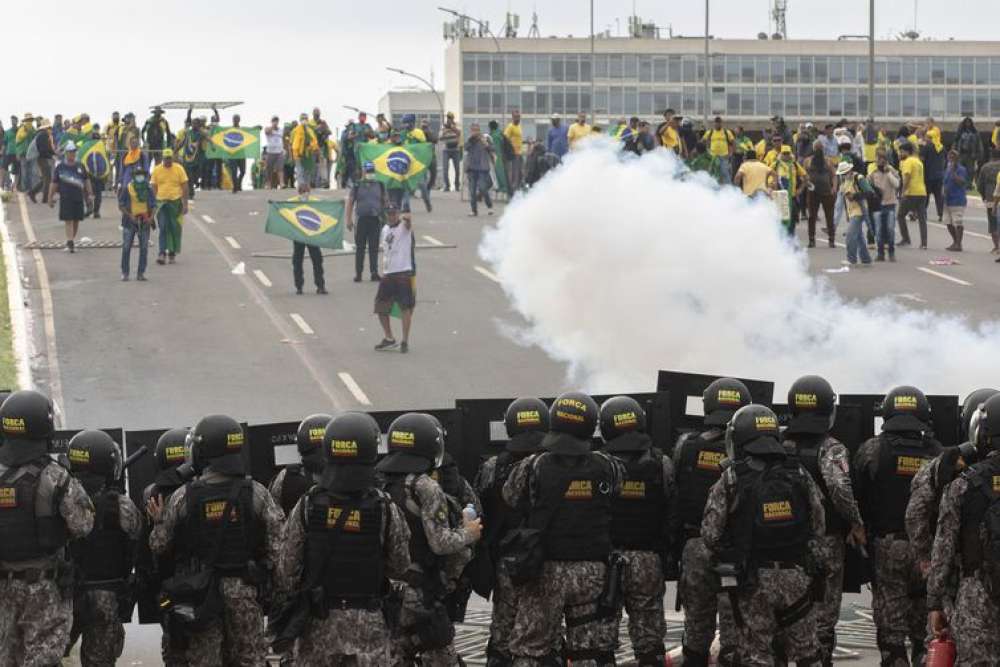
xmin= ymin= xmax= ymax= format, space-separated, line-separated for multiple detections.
xmin=377 ymin=89 xmax=446 ymax=133
xmin=445 ymin=35 xmax=1000 ymax=140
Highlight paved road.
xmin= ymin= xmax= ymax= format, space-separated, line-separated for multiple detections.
xmin=8 ymin=182 xmax=993 ymax=665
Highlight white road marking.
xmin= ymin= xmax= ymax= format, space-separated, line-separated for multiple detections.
xmin=290 ymin=313 xmax=314 ymax=335
xmin=423 ymin=235 xmax=445 ymax=246
xmin=224 ymin=236 xmax=241 ymax=249
xmin=343 ymin=241 xmax=355 ymax=251
xmin=928 ymin=221 xmax=991 ymax=241
xmin=0 ymin=199 xmax=31 ymax=388
xmin=917 ymin=267 xmax=972 ymax=286
xmin=474 ymin=265 xmax=500 ymax=283
xmin=15 ymin=194 xmax=65 ymax=424
xmin=338 ymin=372 xmax=372 ymax=406
xmin=253 ymin=269 xmax=272 ymax=287
xmin=201 ymin=214 xmax=215 ymax=224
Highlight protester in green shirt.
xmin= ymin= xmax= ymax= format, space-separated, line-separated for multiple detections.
xmin=1 ymin=116 xmax=18 ymax=191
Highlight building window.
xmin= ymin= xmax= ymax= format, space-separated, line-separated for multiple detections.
xmin=961 ymin=58 xmax=974 ymax=85
xmin=992 ymin=58 xmax=1000 ymax=85
xmin=976 ymin=90 xmax=989 ymax=117
xmin=874 ymin=59 xmax=887 ymax=84
xmin=917 ymin=58 xmax=930 ymax=85
xmin=740 ymin=87 xmax=754 ymax=115
xmin=769 ymin=57 xmax=784 ymax=83
xmin=712 ymin=55 xmax=725 ymax=83
xmin=580 ymin=57 xmax=592 ymax=82
xmin=858 ymin=58 xmax=869 ymax=84
xmin=726 ymin=57 xmax=740 ymax=83
xmin=931 ymin=58 xmax=946 ymax=85
xmin=975 ymin=58 xmax=989 ymax=86
xmin=537 ymin=55 xmax=550 ymax=83
xmin=800 ymin=57 xmax=813 ymax=84
xmin=580 ymin=90 xmax=592 ymax=113
xmin=463 ymin=55 xmax=476 ymax=82
xmin=770 ymin=88 xmax=783 ymax=117
xmin=566 ymin=56 xmax=579 ymax=83
xmin=785 ymin=88 xmax=798 ymax=117
xmin=819 ymin=56 xmax=833 ymax=84
xmin=507 ymin=54 xmax=521 ymax=81
xmin=551 ymin=87 xmax=564 ymax=114
xmin=757 ymin=56 xmax=770 ymax=84
xmin=624 ymin=55 xmax=639 ymax=80
xmin=901 ymin=58 xmax=915 ymax=84
xmin=623 ymin=87 xmax=637 ymax=114
xmin=595 ymin=88 xmax=608 ymax=115
xmin=946 ymin=89 xmax=959 ymax=116
xmin=991 ymin=90 xmax=1000 ymax=116
xmin=566 ymin=87 xmax=579 ymax=113
xmin=901 ymin=88 xmax=916 ymax=117
xmin=463 ymin=85 xmax=475 ymax=114
xmin=886 ymin=89 xmax=901 ymax=117
xmin=930 ymin=91 xmax=946 ymax=117
xmin=682 ymin=57 xmax=697 ymax=83
xmin=800 ymin=88 xmax=814 ymax=116
xmin=609 ymin=86 xmax=623 ymax=114
xmin=683 ymin=86 xmax=699 ymax=115
xmin=521 ymin=89 xmax=535 ymax=114
xmin=727 ymin=90 xmax=740 ymax=116
xmin=844 ymin=89 xmax=858 ymax=117
xmin=610 ymin=54 xmax=624 ymax=79
xmin=654 ymin=57 xmax=667 ymax=82
xmin=874 ymin=90 xmax=886 ymax=117
xmin=946 ymin=59 xmax=960 ymax=85
xmin=829 ymin=89 xmax=843 ymax=117
xmin=916 ymin=89 xmax=930 ymax=117
xmin=639 ymin=56 xmax=653 ymax=83
xmin=887 ymin=59 xmax=901 ymax=84
xmin=813 ymin=89 xmax=826 ymax=116
xmin=858 ymin=91 xmax=868 ymax=117
xmin=640 ymin=91 xmax=654 ymax=115
xmin=711 ymin=87 xmax=726 ymax=115
xmin=668 ymin=56 xmax=681 ymax=83
xmin=960 ymin=89 xmax=974 ymax=116
xmin=654 ymin=91 xmax=667 ymax=114
xmin=477 ymin=56 xmax=491 ymax=82
xmin=595 ymin=55 xmax=608 ymax=79
xmin=477 ymin=87 xmax=490 ymax=113
xmin=845 ymin=57 xmax=859 ymax=84
xmin=741 ymin=59 xmax=755 ymax=83
xmin=551 ymin=56 xmax=564 ymax=82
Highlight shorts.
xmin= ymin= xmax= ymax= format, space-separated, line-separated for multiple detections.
xmin=944 ymin=206 xmax=965 ymax=227
xmin=987 ymin=207 xmax=998 ymax=235
xmin=265 ymin=152 xmax=283 ymax=175
xmin=387 ymin=187 xmax=411 ymax=213
xmin=374 ymin=271 xmax=416 ymax=315
xmin=59 ymin=198 xmax=85 ymax=222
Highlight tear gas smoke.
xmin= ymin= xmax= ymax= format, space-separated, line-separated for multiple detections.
xmin=480 ymin=143 xmax=1000 ymax=398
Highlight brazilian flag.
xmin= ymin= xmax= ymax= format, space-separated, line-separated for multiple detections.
xmin=357 ymin=142 xmax=433 ymax=192
xmin=78 ymin=139 xmax=110 ymax=180
xmin=205 ymin=126 xmax=260 ymax=160
xmin=265 ymin=199 xmax=345 ymax=249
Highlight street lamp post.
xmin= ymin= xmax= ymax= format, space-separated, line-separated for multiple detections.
xmin=868 ymin=0 xmax=875 ymax=120
xmin=386 ymin=67 xmax=446 ymax=131
xmin=439 ymin=7 xmax=506 ymax=127
xmin=703 ymin=0 xmax=710 ymax=126
xmin=590 ymin=0 xmax=595 ymax=126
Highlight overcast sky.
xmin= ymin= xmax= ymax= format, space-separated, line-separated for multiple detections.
xmin=4 ymin=0 xmax=996 ymax=131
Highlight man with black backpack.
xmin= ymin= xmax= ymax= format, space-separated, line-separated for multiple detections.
xmin=701 ymin=404 xmax=826 ymax=667
xmin=599 ymin=396 xmax=676 ymax=667
xmin=346 ymin=161 xmax=386 ymax=283
xmin=928 ymin=393 xmax=1000 ymax=662
xmin=148 ymin=414 xmax=284 ymax=666
xmin=143 ymin=107 xmax=171 ymax=164
xmin=67 ymin=430 xmax=144 ymax=667
xmin=854 ymin=387 xmax=941 ymax=666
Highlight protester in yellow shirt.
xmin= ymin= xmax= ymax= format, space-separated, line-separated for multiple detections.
xmin=734 ymin=151 xmax=775 ymax=197
xmin=702 ymin=116 xmax=735 ymax=183
xmin=896 ymin=143 xmax=928 ymax=249
xmin=992 ymin=122 xmax=1000 ymax=152
xmin=503 ymin=109 xmax=525 ymax=190
xmin=291 ymin=113 xmax=320 ymax=191
xmin=150 ymin=148 xmax=188 ymax=264
xmin=567 ymin=112 xmax=591 ymax=149
xmin=657 ymin=109 xmax=683 ymax=155
xmin=762 ymin=134 xmax=793 ymax=168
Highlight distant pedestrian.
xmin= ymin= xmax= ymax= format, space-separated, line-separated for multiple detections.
xmin=291 ymin=113 xmax=319 ymax=194
xmin=142 ymin=106 xmax=171 ymax=164
xmin=227 ymin=113 xmax=246 ymax=193
xmin=374 ymin=205 xmax=415 ymax=353
xmin=48 ymin=141 xmax=92 ymax=253
xmin=897 ymin=142 xmax=928 ymax=249
xmin=867 ymin=149 xmax=900 ymax=261
xmin=917 ymin=128 xmax=945 ymax=222
xmin=440 ymin=112 xmax=462 ymax=192
xmin=545 ymin=114 xmax=568 ymax=159
xmin=150 ymin=148 xmax=188 ymax=265
xmin=734 ymin=150 xmax=774 ymax=197
xmin=954 ymin=116 xmax=982 ymax=178
xmin=118 ymin=166 xmax=155 ymax=281
xmin=566 ymin=112 xmax=591 ymax=150
xmin=702 ymin=116 xmax=735 ymax=183
xmin=29 ymin=117 xmax=55 ymax=204
xmin=943 ymin=149 xmax=968 ymax=252
xmin=975 ymin=148 xmax=1000 ymax=255
xmin=264 ymin=116 xmax=284 ymax=189
xmin=464 ymin=123 xmax=495 ymax=217
xmin=16 ymin=113 xmax=36 ymax=194
xmin=1 ymin=116 xmax=18 ymax=191
xmin=504 ymin=109 xmax=524 ymax=191
xmin=836 ymin=160 xmax=872 ymax=266
xmin=806 ymin=140 xmax=837 ymax=248
xmin=345 ymin=161 xmax=386 ymax=283
xmin=288 ymin=184 xmax=326 ymax=295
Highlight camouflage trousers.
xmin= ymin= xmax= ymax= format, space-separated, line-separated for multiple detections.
xmin=679 ymin=537 xmax=739 ymax=657
xmin=299 ymin=607 xmax=391 ymax=666
xmin=872 ymin=536 xmax=927 ymax=663
xmin=161 ymin=627 xmax=190 ymax=667
xmin=0 ymin=577 xmax=72 ymax=667
xmin=614 ymin=550 xmax=665 ymax=662
xmin=486 ymin=565 xmax=519 ymax=661
xmin=737 ymin=566 xmax=818 ymax=667
xmin=511 ymin=560 xmax=617 ymax=667
xmin=950 ymin=575 xmax=1000 ymax=664
xmin=815 ymin=535 xmax=845 ymax=662
xmin=75 ymin=589 xmax=125 ymax=667
xmin=179 ymin=577 xmax=266 ymax=667
xmin=392 ymin=581 xmax=459 ymax=666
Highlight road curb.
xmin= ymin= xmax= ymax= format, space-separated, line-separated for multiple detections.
xmin=0 ymin=197 xmax=32 ymax=389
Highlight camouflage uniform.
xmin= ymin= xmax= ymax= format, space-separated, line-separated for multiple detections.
xmin=0 ymin=461 xmax=95 ymax=667
xmin=784 ymin=435 xmax=863 ymax=663
xmin=149 ymin=471 xmax=285 ymax=667
xmin=927 ymin=452 xmax=1000 ymax=663
xmin=503 ymin=452 xmax=624 ymax=667
xmin=141 ymin=484 xmax=188 ymax=667
xmin=701 ymin=462 xmax=827 ymax=667
xmin=389 ymin=473 xmax=477 ymax=667
xmin=76 ymin=494 xmax=144 ymax=667
xmin=277 ymin=490 xmax=412 ymax=665
xmin=854 ymin=437 xmax=932 ymax=664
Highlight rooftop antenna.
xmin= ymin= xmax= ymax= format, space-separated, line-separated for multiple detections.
xmin=527 ymin=9 xmax=540 ymax=38
xmin=503 ymin=12 xmax=520 ymax=38
xmin=771 ymin=0 xmax=788 ymax=40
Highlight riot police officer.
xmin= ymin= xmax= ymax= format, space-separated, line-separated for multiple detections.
xmin=148 ymin=414 xmax=284 ymax=666
xmin=671 ymin=377 xmax=751 ymax=666
xmin=433 ymin=451 xmax=482 ymax=627
xmin=268 ymin=413 xmax=331 ymax=517
xmin=0 ymin=390 xmax=95 ymax=667
xmin=853 ymin=386 xmax=941 ymax=666
xmin=376 ymin=412 xmax=483 ymax=666
xmin=476 ymin=397 xmax=549 ymax=666
xmin=503 ymin=391 xmax=624 ymax=667
xmin=928 ymin=392 xmax=1000 ymax=662
xmin=599 ymin=395 xmax=676 ymax=667
xmin=67 ymin=429 xmax=144 ymax=667
xmin=781 ymin=375 xmax=865 ymax=665
xmin=276 ymin=411 xmax=412 ymax=663
xmin=701 ymin=404 xmax=826 ymax=667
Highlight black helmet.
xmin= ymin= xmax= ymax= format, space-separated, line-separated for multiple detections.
xmin=155 ymin=428 xmax=190 ymax=471
xmin=297 ymin=413 xmax=332 ymax=475
xmin=786 ymin=375 xmax=837 ymax=435
xmin=599 ymin=396 xmax=650 ymax=453
xmin=320 ymin=412 xmax=381 ymax=492
xmin=726 ymin=404 xmax=784 ymax=460
xmin=544 ymin=391 xmax=599 ymax=455
xmin=187 ymin=414 xmax=246 ymax=475
xmin=375 ymin=413 xmax=444 ymax=475
xmin=972 ymin=394 xmax=1000 ymax=455
xmin=68 ymin=430 xmax=122 ymax=491
xmin=881 ymin=386 xmax=930 ymax=433
xmin=703 ymin=378 xmax=752 ymax=427
xmin=961 ymin=389 xmax=998 ymax=440
xmin=504 ymin=397 xmax=549 ymax=454
xmin=0 ymin=390 xmax=55 ymax=465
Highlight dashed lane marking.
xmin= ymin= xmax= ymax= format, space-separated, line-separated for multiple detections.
xmin=290 ymin=313 xmax=314 ymax=335
xmin=917 ymin=266 xmax=972 ymax=286
xmin=201 ymin=214 xmax=215 ymax=224
xmin=423 ymin=235 xmax=445 ymax=246
xmin=337 ymin=372 xmax=372 ymax=406
xmin=473 ymin=266 xmax=500 ymax=283
xmin=224 ymin=236 xmax=241 ymax=249
xmin=253 ymin=270 xmax=272 ymax=287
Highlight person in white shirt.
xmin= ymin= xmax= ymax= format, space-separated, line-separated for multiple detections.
xmin=263 ymin=116 xmax=284 ymax=189
xmin=373 ymin=204 xmax=416 ymax=353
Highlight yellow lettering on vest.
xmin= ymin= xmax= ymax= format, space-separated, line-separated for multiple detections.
xmin=565 ymin=480 xmax=593 ymax=500
xmin=326 ymin=507 xmax=362 ymax=532
xmin=621 ymin=480 xmax=646 ymax=499
xmin=895 ymin=455 xmax=925 ymax=477
xmin=762 ymin=500 xmax=793 ymax=521
xmin=204 ymin=500 xmax=239 ymax=522
xmin=696 ymin=450 xmax=723 ymax=471
xmin=0 ymin=487 xmax=16 ymax=508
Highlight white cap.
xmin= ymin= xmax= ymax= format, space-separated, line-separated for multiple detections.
xmin=836 ymin=160 xmax=854 ymax=176
xmin=804 ymin=122 xmax=814 ymax=128
xmin=551 ymin=113 xmax=561 ymax=119
xmin=837 ymin=135 xmax=852 ymax=147
xmin=64 ymin=141 xmax=77 ymax=152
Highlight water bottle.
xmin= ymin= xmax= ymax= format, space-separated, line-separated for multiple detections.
xmin=462 ymin=504 xmax=477 ymax=523
xmin=926 ymin=637 xmax=956 ymax=667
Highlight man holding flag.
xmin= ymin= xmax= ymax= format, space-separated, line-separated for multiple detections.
xmin=291 ymin=113 xmax=319 ymax=194
xmin=150 ymin=149 xmax=188 ymax=265
xmin=264 ymin=186 xmax=346 ymax=295
xmin=374 ymin=204 xmax=415 ymax=353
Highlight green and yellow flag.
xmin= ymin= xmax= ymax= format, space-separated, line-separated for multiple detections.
xmin=205 ymin=126 xmax=260 ymax=160
xmin=78 ymin=139 xmax=111 ymax=180
xmin=357 ymin=142 xmax=433 ymax=192
xmin=265 ymin=199 xmax=345 ymax=249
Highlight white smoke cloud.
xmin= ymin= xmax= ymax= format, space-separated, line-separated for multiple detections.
xmin=480 ymin=142 xmax=1000 ymax=398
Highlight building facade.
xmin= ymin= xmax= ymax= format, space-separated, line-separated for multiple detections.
xmin=377 ymin=89 xmax=445 ymax=134
xmin=445 ymin=36 xmax=1000 ymax=140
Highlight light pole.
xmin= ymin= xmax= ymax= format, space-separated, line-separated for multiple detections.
xmin=868 ymin=0 xmax=875 ymax=120
xmin=590 ymin=0 xmax=595 ymax=126
xmin=386 ymin=67 xmax=446 ymax=131
xmin=439 ymin=7 xmax=506 ymax=126
xmin=703 ymin=0 xmax=710 ymax=126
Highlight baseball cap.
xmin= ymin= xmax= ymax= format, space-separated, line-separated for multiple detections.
xmin=64 ymin=141 xmax=77 ymax=152
xmin=162 ymin=148 xmax=174 ymax=158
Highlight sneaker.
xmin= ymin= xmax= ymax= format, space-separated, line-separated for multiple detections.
xmin=807 ymin=240 xmax=816 ymax=248
xmin=375 ymin=338 xmax=398 ymax=351
xmin=121 ymin=274 xmax=129 ymax=281
xmin=425 ymin=201 xmax=432 ymax=213
xmin=889 ymin=255 xmax=897 ymax=262
xmin=400 ymin=341 xmax=409 ymax=354
xmin=860 ymin=261 xmax=873 ymax=267
xmin=316 ymin=287 xmax=328 ymax=295
xmin=67 ymin=240 xmax=75 ymax=254
xmin=370 ymin=273 xmax=380 ymax=282
xmin=168 ymin=253 xmax=176 ymax=264
xmin=920 ymin=245 xmax=927 ymax=250
xmin=876 ymin=255 xmax=885 ymax=262
xmin=487 ymin=209 xmax=494 ymax=216
xmin=137 ymin=274 xmax=147 ymax=281
xmin=295 ymin=287 xmax=303 ymax=295
xmin=898 ymin=240 xmax=911 ymax=247
xmin=353 ymin=275 xmax=362 ymax=283
xmin=156 ymin=254 xmax=166 ymax=265
xmin=468 ymin=211 xmax=478 ymax=217
xmin=93 ymin=212 xmax=101 ymax=219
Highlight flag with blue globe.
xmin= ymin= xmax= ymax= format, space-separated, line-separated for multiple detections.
xmin=358 ymin=142 xmax=434 ymax=192
xmin=264 ymin=197 xmax=345 ymax=249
